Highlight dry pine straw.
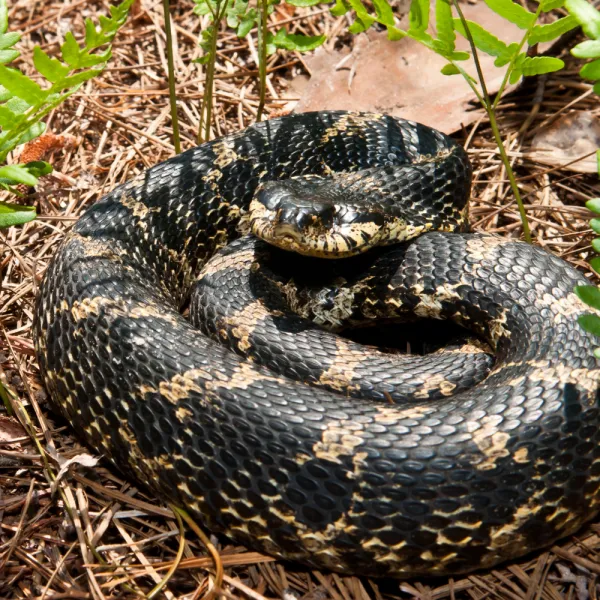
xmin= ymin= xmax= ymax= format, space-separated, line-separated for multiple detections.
xmin=1 ymin=0 xmax=600 ymax=598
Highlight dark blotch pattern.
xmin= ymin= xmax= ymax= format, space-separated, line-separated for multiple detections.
xmin=34 ymin=111 xmax=600 ymax=579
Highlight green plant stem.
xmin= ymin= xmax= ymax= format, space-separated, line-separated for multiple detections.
xmin=452 ymin=0 xmax=531 ymax=244
xmin=162 ymin=0 xmax=181 ymax=154
xmin=256 ymin=0 xmax=268 ymax=121
xmin=198 ymin=0 xmax=227 ymax=142
xmin=492 ymin=3 xmax=544 ymax=111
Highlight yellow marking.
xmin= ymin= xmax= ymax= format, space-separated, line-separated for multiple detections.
xmin=413 ymin=374 xmax=456 ymax=399
xmin=212 ymin=139 xmax=242 ymax=168
xmin=513 ymin=447 xmax=529 ymax=464
xmin=224 ymin=300 xmax=281 ymax=353
xmin=317 ymin=338 xmax=362 ymax=392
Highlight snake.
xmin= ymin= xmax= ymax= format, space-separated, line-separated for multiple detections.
xmin=33 ymin=111 xmax=600 ymax=578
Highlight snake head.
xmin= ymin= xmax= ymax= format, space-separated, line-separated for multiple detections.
xmin=249 ymin=179 xmax=388 ymax=258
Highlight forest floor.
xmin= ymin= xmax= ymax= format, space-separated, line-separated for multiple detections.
xmin=1 ymin=0 xmax=600 ymax=598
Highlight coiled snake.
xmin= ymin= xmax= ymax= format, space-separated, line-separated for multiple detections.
xmin=34 ymin=111 xmax=600 ymax=578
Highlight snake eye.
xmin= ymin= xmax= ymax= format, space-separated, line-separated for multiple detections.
xmin=257 ymin=182 xmax=288 ymax=211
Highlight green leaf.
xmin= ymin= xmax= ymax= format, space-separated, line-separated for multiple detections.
xmin=348 ymin=14 xmax=375 ymax=33
xmin=0 ymin=201 xmax=36 ymax=228
xmin=237 ymin=10 xmax=257 ymax=37
xmin=452 ymin=18 xmax=507 ymax=57
xmin=387 ymin=26 xmax=407 ymax=40
xmin=509 ymin=68 xmax=522 ymax=84
xmin=346 ymin=0 xmax=376 ymax=32
xmin=0 ymin=104 xmax=17 ymax=128
xmin=372 ymin=0 xmax=394 ymax=27
xmin=529 ymin=15 xmax=578 ymax=45
xmin=595 ymin=81 xmax=600 ymax=96
xmin=575 ymin=285 xmax=600 ymax=311
xmin=77 ymin=48 xmax=111 ymax=68
xmin=592 ymin=238 xmax=600 ymax=253
xmin=579 ymin=313 xmax=600 ymax=337
xmin=494 ymin=41 xmax=519 ymax=66
xmin=435 ymin=0 xmax=454 ymax=52
xmin=0 ymin=64 xmax=47 ymax=104
xmin=572 ymin=39 xmax=600 ymax=59
xmin=565 ymin=0 xmax=600 ymax=40
xmin=483 ymin=0 xmax=536 ymax=29
xmin=441 ymin=63 xmax=460 ymax=75
xmin=518 ymin=56 xmax=564 ymax=77
xmin=0 ymin=49 xmax=18 ymax=64
xmin=24 ymin=160 xmax=52 ymax=178
xmin=591 ymin=256 xmax=600 ymax=273
xmin=85 ymin=18 xmax=100 ymax=48
xmin=580 ymin=58 xmax=600 ymax=80
xmin=0 ymin=0 xmax=7 ymax=34
xmin=286 ymin=0 xmax=322 ymax=6
xmin=61 ymin=32 xmax=81 ymax=68
xmin=0 ymin=32 xmax=20 ymax=50
xmin=590 ymin=217 xmax=600 ymax=234
xmin=50 ymin=68 xmax=105 ymax=92
xmin=408 ymin=0 xmax=429 ymax=33
xmin=0 ymin=164 xmax=38 ymax=186
xmin=541 ymin=0 xmax=564 ymax=10
xmin=271 ymin=28 xmax=326 ymax=51
xmin=408 ymin=27 xmax=435 ymax=49
xmin=33 ymin=47 xmax=70 ymax=83
xmin=330 ymin=0 xmax=350 ymax=16
xmin=587 ymin=198 xmax=600 ymax=214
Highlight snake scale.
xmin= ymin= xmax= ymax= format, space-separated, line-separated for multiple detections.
xmin=34 ymin=111 xmax=600 ymax=578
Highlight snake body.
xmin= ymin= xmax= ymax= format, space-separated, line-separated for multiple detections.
xmin=34 ymin=111 xmax=600 ymax=577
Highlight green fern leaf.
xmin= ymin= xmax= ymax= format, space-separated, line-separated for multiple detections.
xmin=441 ymin=63 xmax=460 ymax=75
xmin=270 ymin=29 xmax=326 ymax=51
xmin=330 ymin=0 xmax=350 ymax=16
xmin=580 ymin=58 xmax=600 ymax=80
xmin=494 ymin=42 xmax=519 ymax=66
xmin=0 ymin=0 xmax=7 ymax=34
xmin=565 ymin=0 xmax=600 ymax=40
xmin=85 ymin=18 xmax=101 ymax=48
xmin=529 ymin=15 xmax=578 ymax=44
xmin=572 ymin=40 xmax=600 ymax=58
xmin=0 ymin=65 xmax=47 ymax=104
xmin=575 ymin=285 xmax=600 ymax=311
xmin=408 ymin=28 xmax=435 ymax=49
xmin=0 ymin=104 xmax=17 ymax=128
xmin=435 ymin=0 xmax=455 ymax=52
xmin=579 ymin=314 xmax=600 ymax=337
xmin=372 ymin=0 xmax=394 ymax=27
xmin=0 ymin=32 xmax=20 ymax=50
xmin=541 ymin=0 xmax=564 ymax=10
xmin=0 ymin=49 xmax=18 ymax=64
xmin=409 ymin=0 xmax=429 ymax=33
xmin=484 ymin=0 xmax=536 ymax=29
xmin=0 ymin=200 xmax=36 ymax=228
xmin=0 ymin=164 xmax=37 ymax=186
xmin=51 ymin=69 xmax=105 ymax=92
xmin=33 ymin=47 xmax=70 ymax=83
xmin=518 ymin=55 xmax=564 ymax=77
xmin=387 ymin=26 xmax=407 ymax=40
xmin=452 ymin=18 xmax=507 ymax=57
xmin=587 ymin=199 xmax=600 ymax=214
xmin=61 ymin=32 xmax=82 ymax=68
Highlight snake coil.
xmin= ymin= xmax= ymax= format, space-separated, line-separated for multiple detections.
xmin=35 ymin=111 xmax=600 ymax=577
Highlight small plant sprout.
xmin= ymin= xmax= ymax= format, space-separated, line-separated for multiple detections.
xmin=0 ymin=0 xmax=134 ymax=228
xmin=192 ymin=0 xmax=326 ymax=140
xmin=566 ymin=0 xmax=600 ymax=355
